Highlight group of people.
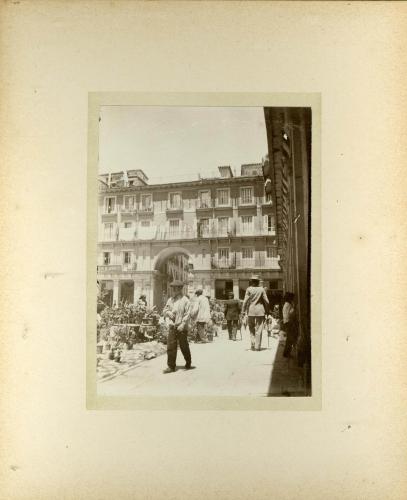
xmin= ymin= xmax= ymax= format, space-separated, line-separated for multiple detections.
xmin=160 ymin=275 xmax=297 ymax=374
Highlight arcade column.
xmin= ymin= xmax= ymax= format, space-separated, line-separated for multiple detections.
xmin=133 ymin=280 xmax=142 ymax=304
xmin=113 ymin=279 xmax=120 ymax=306
xmin=233 ymin=279 xmax=239 ymax=300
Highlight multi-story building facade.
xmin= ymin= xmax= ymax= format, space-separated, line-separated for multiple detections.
xmin=97 ymin=164 xmax=282 ymax=311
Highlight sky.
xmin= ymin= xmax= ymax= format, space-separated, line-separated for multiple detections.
xmin=98 ymin=106 xmax=268 ymax=183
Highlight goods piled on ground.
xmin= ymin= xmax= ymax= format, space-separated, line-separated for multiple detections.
xmin=97 ymin=301 xmax=161 ymax=361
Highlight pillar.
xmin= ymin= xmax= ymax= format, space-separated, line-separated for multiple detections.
xmin=133 ymin=280 xmax=141 ymax=304
xmin=210 ymin=280 xmax=215 ymax=299
xmin=233 ymin=278 xmax=239 ymax=300
xmin=113 ymin=279 xmax=120 ymax=307
xmin=147 ymin=284 xmax=154 ymax=308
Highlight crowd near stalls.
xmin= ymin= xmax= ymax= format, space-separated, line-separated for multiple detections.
xmin=96 ymin=284 xmax=226 ymax=362
xmin=97 ymin=277 xmax=301 ymax=367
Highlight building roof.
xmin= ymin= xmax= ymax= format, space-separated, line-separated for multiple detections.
xmin=98 ymin=165 xmax=264 ymax=193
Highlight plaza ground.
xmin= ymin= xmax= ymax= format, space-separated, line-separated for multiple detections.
xmin=97 ymin=326 xmax=308 ymax=397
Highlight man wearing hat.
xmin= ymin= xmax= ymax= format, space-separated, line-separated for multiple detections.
xmin=162 ymin=280 xmax=193 ymax=373
xmin=242 ymin=274 xmax=270 ymax=351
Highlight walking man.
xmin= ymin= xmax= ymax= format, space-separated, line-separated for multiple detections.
xmin=224 ymin=291 xmax=241 ymax=341
xmin=162 ymin=280 xmax=193 ymax=373
xmin=191 ymin=288 xmax=211 ymax=343
xmin=242 ymin=275 xmax=270 ymax=351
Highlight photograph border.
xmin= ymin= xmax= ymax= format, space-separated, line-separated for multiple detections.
xmin=86 ymin=92 xmax=321 ymax=410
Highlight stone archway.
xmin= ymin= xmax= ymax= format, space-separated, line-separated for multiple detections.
xmin=153 ymin=246 xmax=194 ymax=270
xmin=153 ymin=246 xmax=195 ymax=310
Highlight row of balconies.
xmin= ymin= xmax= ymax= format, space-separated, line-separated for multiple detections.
xmin=100 ymin=225 xmax=276 ymax=243
xmin=97 ymin=254 xmax=280 ymax=274
xmin=210 ymin=253 xmax=280 ymax=270
xmin=103 ymin=196 xmax=272 ymax=215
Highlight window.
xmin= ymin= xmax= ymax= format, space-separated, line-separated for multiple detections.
xmin=198 ymin=218 xmax=210 ymax=237
xmin=123 ymin=252 xmax=131 ymax=264
xmin=240 ymin=187 xmax=253 ymax=205
xmin=266 ymin=246 xmax=278 ymax=259
xmin=103 ymin=252 xmax=111 ymax=265
xmin=265 ymin=192 xmax=272 ymax=203
xmin=104 ymin=222 xmax=114 ymax=240
xmin=140 ymin=194 xmax=152 ymax=209
xmin=140 ymin=220 xmax=150 ymax=227
xmin=169 ymin=219 xmax=180 ymax=235
xmin=242 ymin=247 xmax=253 ymax=261
xmin=169 ymin=192 xmax=182 ymax=209
xmin=124 ymin=222 xmax=132 ymax=229
xmin=104 ymin=197 xmax=116 ymax=214
xmin=198 ymin=190 xmax=211 ymax=208
xmin=124 ymin=196 xmax=136 ymax=211
xmin=218 ymin=247 xmax=229 ymax=262
xmin=218 ymin=248 xmax=231 ymax=269
xmin=216 ymin=188 xmax=230 ymax=206
xmin=265 ymin=214 xmax=274 ymax=233
xmin=241 ymin=215 xmax=253 ymax=234
xmin=217 ymin=217 xmax=229 ymax=235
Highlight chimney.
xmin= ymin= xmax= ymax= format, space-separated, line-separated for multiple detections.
xmin=218 ymin=165 xmax=233 ymax=178
xmin=127 ymin=169 xmax=149 ymax=186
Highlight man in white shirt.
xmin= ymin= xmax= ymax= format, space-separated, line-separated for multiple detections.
xmin=191 ymin=288 xmax=211 ymax=343
xmin=162 ymin=280 xmax=193 ymax=373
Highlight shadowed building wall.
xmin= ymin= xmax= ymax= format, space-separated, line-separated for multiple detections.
xmin=264 ymin=107 xmax=311 ymax=389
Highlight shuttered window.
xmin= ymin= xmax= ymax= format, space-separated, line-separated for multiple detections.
xmin=216 ymin=189 xmax=230 ymax=206
xmin=241 ymin=215 xmax=253 ymax=234
xmin=240 ymin=187 xmax=253 ymax=204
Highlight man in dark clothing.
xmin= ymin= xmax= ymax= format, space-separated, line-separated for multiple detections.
xmin=224 ymin=291 xmax=241 ymax=341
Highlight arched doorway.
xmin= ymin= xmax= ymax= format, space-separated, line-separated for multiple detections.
xmin=153 ymin=247 xmax=194 ymax=311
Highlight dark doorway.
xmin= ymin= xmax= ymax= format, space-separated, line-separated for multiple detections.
xmin=120 ymin=280 xmax=134 ymax=304
xmin=215 ymin=279 xmax=233 ymax=300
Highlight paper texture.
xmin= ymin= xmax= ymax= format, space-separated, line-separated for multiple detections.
xmin=1 ymin=2 xmax=406 ymax=499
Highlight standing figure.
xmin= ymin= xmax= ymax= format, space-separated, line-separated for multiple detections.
xmin=281 ymin=292 xmax=298 ymax=358
xmin=191 ymin=288 xmax=211 ymax=343
xmin=242 ymin=275 xmax=270 ymax=351
xmin=224 ymin=291 xmax=241 ymax=341
xmin=162 ymin=280 xmax=193 ymax=373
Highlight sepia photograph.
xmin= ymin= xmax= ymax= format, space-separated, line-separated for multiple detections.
xmin=94 ymin=104 xmax=312 ymax=398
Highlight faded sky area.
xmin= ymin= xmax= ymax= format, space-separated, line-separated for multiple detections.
xmin=98 ymin=106 xmax=268 ymax=183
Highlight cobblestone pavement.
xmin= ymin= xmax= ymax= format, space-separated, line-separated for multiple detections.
xmin=97 ymin=327 xmax=307 ymax=397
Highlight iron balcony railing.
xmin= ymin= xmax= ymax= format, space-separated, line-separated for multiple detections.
xmin=211 ymin=253 xmax=237 ymax=269
xmin=166 ymin=206 xmax=184 ymax=212
xmin=238 ymin=197 xmax=256 ymax=206
xmin=103 ymin=207 xmax=118 ymax=215
xmin=122 ymin=263 xmax=138 ymax=272
xmin=97 ymin=264 xmax=137 ymax=273
xmin=120 ymin=206 xmax=138 ymax=214
xmin=157 ymin=229 xmax=196 ymax=240
xmin=97 ymin=265 xmax=121 ymax=273
xmin=137 ymin=204 xmax=154 ymax=214
xmin=196 ymin=199 xmax=214 ymax=209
